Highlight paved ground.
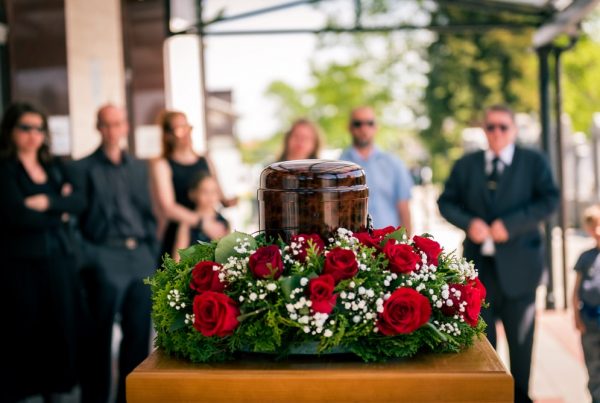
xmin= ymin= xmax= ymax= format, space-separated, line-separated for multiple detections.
xmin=413 ymin=186 xmax=593 ymax=403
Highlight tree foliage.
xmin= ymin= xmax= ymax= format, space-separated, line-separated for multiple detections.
xmin=266 ymin=61 xmax=393 ymax=150
xmin=423 ymin=5 xmax=539 ymax=180
xmin=563 ymin=34 xmax=600 ymax=134
xmin=242 ymin=2 xmax=600 ymax=180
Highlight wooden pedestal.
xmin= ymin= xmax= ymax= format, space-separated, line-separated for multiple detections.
xmin=127 ymin=338 xmax=513 ymax=402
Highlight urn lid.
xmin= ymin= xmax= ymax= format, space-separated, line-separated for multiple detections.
xmin=260 ymin=159 xmax=367 ymax=191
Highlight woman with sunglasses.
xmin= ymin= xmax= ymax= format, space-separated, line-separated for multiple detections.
xmin=150 ymin=110 xmax=233 ymax=260
xmin=0 ymin=102 xmax=85 ymax=402
xmin=277 ymin=118 xmax=323 ymax=162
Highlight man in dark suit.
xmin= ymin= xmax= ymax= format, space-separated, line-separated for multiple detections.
xmin=75 ymin=104 xmax=157 ymax=403
xmin=438 ymin=105 xmax=559 ymax=403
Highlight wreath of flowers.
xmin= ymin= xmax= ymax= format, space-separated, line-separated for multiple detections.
xmin=148 ymin=226 xmax=487 ymax=363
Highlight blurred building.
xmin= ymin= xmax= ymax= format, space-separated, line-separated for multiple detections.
xmin=0 ymin=0 xmax=234 ymax=159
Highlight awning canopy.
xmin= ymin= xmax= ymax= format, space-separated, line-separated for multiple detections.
xmin=172 ymin=0 xmax=599 ymax=48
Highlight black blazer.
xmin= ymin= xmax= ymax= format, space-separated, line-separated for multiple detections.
xmin=438 ymin=146 xmax=559 ymax=297
xmin=0 ymin=157 xmax=85 ymax=259
xmin=73 ymin=147 xmax=156 ymax=247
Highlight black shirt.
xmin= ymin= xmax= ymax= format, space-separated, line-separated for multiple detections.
xmin=75 ymin=147 xmax=155 ymax=244
xmin=97 ymin=151 xmax=147 ymax=239
xmin=574 ymin=247 xmax=600 ymax=306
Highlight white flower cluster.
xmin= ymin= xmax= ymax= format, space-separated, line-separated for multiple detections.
xmin=282 ymin=239 xmax=310 ymax=271
xmin=284 ymin=279 xmax=335 ymax=337
xmin=356 ymin=250 xmax=373 ymax=272
xmin=406 ymin=261 xmax=437 ymax=287
xmin=167 ymin=289 xmax=186 ymax=310
xmin=232 ymin=237 xmax=254 ymax=254
xmin=432 ymin=319 xmax=462 ymax=336
xmin=237 ymin=279 xmax=278 ymax=304
xmin=328 ymin=227 xmax=359 ymax=249
xmin=339 ymin=281 xmax=381 ymax=330
xmin=429 ymin=284 xmax=450 ymax=309
xmin=448 ymin=286 xmax=468 ymax=322
xmin=221 ymin=255 xmax=251 ymax=284
xmin=184 ymin=313 xmax=195 ymax=325
xmin=451 ymin=258 xmax=478 ymax=282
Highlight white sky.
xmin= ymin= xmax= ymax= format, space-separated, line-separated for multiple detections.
xmin=203 ymin=1 xmax=330 ymax=142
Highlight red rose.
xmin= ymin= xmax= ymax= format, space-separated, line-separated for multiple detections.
xmin=383 ymin=239 xmax=420 ymax=274
xmin=354 ymin=226 xmax=397 ymax=250
xmin=190 ymin=261 xmax=225 ymax=293
xmin=441 ymin=283 xmax=483 ymax=327
xmin=308 ymin=274 xmax=338 ymax=314
xmin=290 ymin=234 xmax=325 ymax=262
xmin=413 ymin=235 xmax=442 ymax=266
xmin=192 ymin=291 xmax=240 ymax=337
xmin=249 ymin=245 xmax=284 ymax=279
xmin=469 ymin=277 xmax=487 ymax=301
xmin=322 ymin=247 xmax=358 ymax=283
xmin=377 ymin=288 xmax=431 ymax=335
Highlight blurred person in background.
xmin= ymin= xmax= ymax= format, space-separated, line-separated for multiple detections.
xmin=150 ymin=110 xmax=234 ymax=262
xmin=572 ymin=205 xmax=600 ymax=403
xmin=277 ymin=118 xmax=322 ymax=161
xmin=172 ymin=172 xmax=230 ymax=260
xmin=339 ymin=106 xmax=413 ymax=233
xmin=74 ymin=104 xmax=157 ymax=403
xmin=0 ymin=102 xmax=84 ymax=402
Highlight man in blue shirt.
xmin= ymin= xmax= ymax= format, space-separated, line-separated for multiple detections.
xmin=339 ymin=106 xmax=413 ymax=232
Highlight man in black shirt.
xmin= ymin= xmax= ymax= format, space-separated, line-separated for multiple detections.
xmin=75 ymin=104 xmax=157 ymax=403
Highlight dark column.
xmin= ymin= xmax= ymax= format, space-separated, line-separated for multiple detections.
xmin=538 ymin=45 xmax=555 ymax=310
xmin=553 ymin=47 xmax=569 ymax=310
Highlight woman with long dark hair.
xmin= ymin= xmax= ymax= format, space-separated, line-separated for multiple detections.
xmin=0 ymin=102 xmax=84 ymax=402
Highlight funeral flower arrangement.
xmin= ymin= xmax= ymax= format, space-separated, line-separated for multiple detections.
xmin=148 ymin=227 xmax=486 ymax=362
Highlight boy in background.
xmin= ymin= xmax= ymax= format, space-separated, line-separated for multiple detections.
xmin=573 ymin=205 xmax=600 ymax=403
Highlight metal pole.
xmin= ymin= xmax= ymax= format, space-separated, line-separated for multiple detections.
xmin=592 ymin=116 xmax=600 ymax=202
xmin=164 ymin=0 xmax=172 ymax=36
xmin=553 ymin=47 xmax=569 ymax=309
xmin=197 ymin=0 xmax=210 ymax=145
xmin=538 ymin=45 xmax=555 ymax=309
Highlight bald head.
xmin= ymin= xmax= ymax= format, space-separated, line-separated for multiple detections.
xmin=96 ymin=104 xmax=129 ymax=149
xmin=349 ymin=106 xmax=377 ymax=149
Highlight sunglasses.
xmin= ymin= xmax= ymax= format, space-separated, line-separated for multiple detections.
xmin=485 ymin=123 xmax=510 ymax=133
xmin=16 ymin=123 xmax=45 ymax=133
xmin=351 ymin=119 xmax=375 ymax=128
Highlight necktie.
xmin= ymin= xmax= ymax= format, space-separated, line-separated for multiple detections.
xmin=487 ymin=157 xmax=501 ymax=196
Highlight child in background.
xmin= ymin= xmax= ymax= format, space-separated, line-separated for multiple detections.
xmin=173 ymin=172 xmax=229 ymax=260
xmin=572 ymin=204 xmax=600 ymax=403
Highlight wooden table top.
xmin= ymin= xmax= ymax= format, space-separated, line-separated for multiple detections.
xmin=127 ymin=337 xmax=513 ymax=402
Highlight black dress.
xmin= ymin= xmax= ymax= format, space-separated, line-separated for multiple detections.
xmin=0 ymin=157 xmax=84 ymax=402
xmin=190 ymin=212 xmax=230 ymax=244
xmin=159 ymin=157 xmax=209 ymax=259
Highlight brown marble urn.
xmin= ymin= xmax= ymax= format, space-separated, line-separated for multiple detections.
xmin=258 ymin=159 xmax=368 ymax=242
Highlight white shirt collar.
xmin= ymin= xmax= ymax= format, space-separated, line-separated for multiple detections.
xmin=485 ymin=143 xmax=515 ymax=173
xmin=485 ymin=143 xmax=515 ymax=165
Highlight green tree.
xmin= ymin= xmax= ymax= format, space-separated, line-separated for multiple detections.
xmin=250 ymin=60 xmax=409 ymax=161
xmin=563 ymin=34 xmax=600 ymax=134
xmin=423 ymin=6 xmax=539 ymax=181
